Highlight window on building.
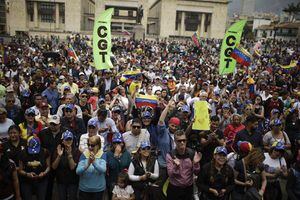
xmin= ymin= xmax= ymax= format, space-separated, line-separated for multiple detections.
xmin=39 ymin=2 xmax=55 ymax=23
xmin=59 ymin=3 xmax=65 ymax=24
xmin=128 ymin=10 xmax=133 ymax=17
xmin=114 ymin=9 xmax=119 ymax=16
xmin=175 ymin=11 xmax=182 ymax=31
xmin=185 ymin=12 xmax=199 ymax=32
xmin=27 ymin=1 xmax=34 ymax=22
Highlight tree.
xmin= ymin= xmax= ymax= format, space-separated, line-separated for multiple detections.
xmin=283 ymin=3 xmax=300 ymax=22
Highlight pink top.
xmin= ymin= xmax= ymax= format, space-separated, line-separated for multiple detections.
xmin=166 ymin=153 xmax=200 ymax=187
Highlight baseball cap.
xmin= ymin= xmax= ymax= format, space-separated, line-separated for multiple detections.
xmin=237 ymin=141 xmax=253 ymax=154
xmin=64 ymin=86 xmax=71 ymax=91
xmin=271 ymin=109 xmax=280 ymax=114
xmin=214 ymin=146 xmax=228 ymax=155
xmin=48 ymin=115 xmax=60 ymax=124
xmin=98 ymin=98 xmax=105 ymax=104
xmin=65 ymin=104 xmax=74 ymax=110
xmin=21 ymin=90 xmax=31 ymax=97
xmin=272 ymin=119 xmax=282 ymax=126
xmin=25 ymin=108 xmax=36 ymax=115
xmin=79 ymin=72 xmax=85 ymax=76
xmin=62 ymin=130 xmax=73 ymax=141
xmin=87 ymin=118 xmax=98 ymax=127
xmin=140 ymin=141 xmax=151 ymax=149
xmin=59 ymin=75 xmax=65 ymax=80
xmin=141 ymin=111 xmax=152 ymax=118
xmin=112 ymin=133 xmax=124 ymax=143
xmin=181 ymin=105 xmax=190 ymax=113
xmin=168 ymin=117 xmax=180 ymax=126
xmin=222 ymin=104 xmax=230 ymax=109
xmin=6 ymin=86 xmax=14 ymax=93
xmin=27 ymin=136 xmax=41 ymax=154
xmin=112 ymin=106 xmax=121 ymax=113
xmin=272 ymin=141 xmax=285 ymax=151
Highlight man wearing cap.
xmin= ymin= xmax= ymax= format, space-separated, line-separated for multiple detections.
xmin=92 ymin=107 xmax=118 ymax=151
xmin=60 ymin=76 xmax=79 ymax=95
xmin=39 ymin=115 xmax=66 ymax=200
xmin=79 ymin=118 xmax=104 ymax=153
xmin=111 ymin=106 xmax=125 ymax=133
xmin=197 ymin=146 xmax=234 ymax=200
xmin=42 ymin=80 xmax=59 ymax=114
xmin=56 ymin=93 xmax=83 ymax=119
xmin=60 ymin=104 xmax=86 ymax=146
xmin=141 ymin=111 xmax=159 ymax=148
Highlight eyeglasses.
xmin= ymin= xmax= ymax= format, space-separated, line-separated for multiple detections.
xmin=141 ymin=147 xmax=151 ymax=150
xmin=81 ymin=95 xmax=87 ymax=98
xmin=176 ymin=139 xmax=187 ymax=143
xmin=87 ymin=143 xmax=96 ymax=147
xmin=132 ymin=125 xmax=141 ymax=129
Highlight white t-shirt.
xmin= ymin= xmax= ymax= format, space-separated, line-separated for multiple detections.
xmin=0 ymin=118 xmax=15 ymax=138
xmin=112 ymin=185 xmax=134 ymax=199
xmin=263 ymin=153 xmax=286 ymax=174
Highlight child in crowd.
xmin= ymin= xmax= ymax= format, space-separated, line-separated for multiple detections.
xmin=112 ymin=171 xmax=135 ymax=200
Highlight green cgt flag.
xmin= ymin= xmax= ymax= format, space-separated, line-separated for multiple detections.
xmin=219 ymin=20 xmax=247 ymax=75
xmin=93 ymin=8 xmax=114 ymax=70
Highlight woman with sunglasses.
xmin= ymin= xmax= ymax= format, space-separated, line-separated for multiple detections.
xmin=197 ymin=146 xmax=234 ymax=200
xmin=106 ymin=133 xmax=131 ymax=200
xmin=52 ymin=130 xmax=80 ymax=200
xmin=76 ymin=135 xmax=106 ymax=200
xmin=263 ymin=119 xmax=291 ymax=152
xmin=128 ymin=141 xmax=159 ymax=200
xmin=19 ymin=108 xmax=43 ymax=140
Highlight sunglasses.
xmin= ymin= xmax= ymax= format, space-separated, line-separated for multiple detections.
xmin=88 ymin=125 xmax=96 ymax=129
xmin=81 ymin=95 xmax=87 ymax=98
xmin=26 ymin=113 xmax=35 ymax=117
xmin=176 ymin=139 xmax=187 ymax=143
xmin=141 ymin=147 xmax=151 ymax=150
xmin=65 ymin=109 xmax=73 ymax=113
xmin=87 ymin=143 xmax=96 ymax=147
xmin=132 ymin=125 xmax=141 ymax=129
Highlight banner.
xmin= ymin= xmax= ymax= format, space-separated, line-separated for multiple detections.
xmin=219 ymin=20 xmax=247 ymax=75
xmin=192 ymin=101 xmax=210 ymax=130
xmin=93 ymin=8 xmax=114 ymax=70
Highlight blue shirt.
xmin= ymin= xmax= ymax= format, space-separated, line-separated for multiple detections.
xmin=42 ymin=88 xmax=59 ymax=113
xmin=156 ymin=123 xmax=174 ymax=168
xmin=76 ymin=153 xmax=107 ymax=192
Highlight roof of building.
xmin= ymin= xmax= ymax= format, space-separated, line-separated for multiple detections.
xmin=275 ymin=22 xmax=300 ymax=29
xmin=256 ymin=24 xmax=274 ymax=30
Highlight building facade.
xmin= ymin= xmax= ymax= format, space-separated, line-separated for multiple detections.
xmin=6 ymin=0 xmax=95 ymax=37
xmin=6 ymin=0 xmax=228 ymax=39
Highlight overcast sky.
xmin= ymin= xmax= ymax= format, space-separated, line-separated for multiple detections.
xmin=228 ymin=0 xmax=299 ymax=16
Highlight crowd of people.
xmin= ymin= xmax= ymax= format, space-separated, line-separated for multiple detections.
xmin=0 ymin=34 xmax=299 ymax=200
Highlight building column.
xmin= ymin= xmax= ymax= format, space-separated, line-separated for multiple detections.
xmin=55 ymin=3 xmax=59 ymax=29
xmin=34 ymin=2 xmax=38 ymax=28
xmin=200 ymin=13 xmax=205 ymax=37
xmin=180 ymin=11 xmax=185 ymax=35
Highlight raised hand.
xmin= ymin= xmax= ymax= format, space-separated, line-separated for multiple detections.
xmin=193 ymin=152 xmax=202 ymax=163
xmin=57 ymin=144 xmax=64 ymax=156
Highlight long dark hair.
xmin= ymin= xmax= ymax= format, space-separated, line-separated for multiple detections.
xmin=208 ymin=158 xmax=231 ymax=185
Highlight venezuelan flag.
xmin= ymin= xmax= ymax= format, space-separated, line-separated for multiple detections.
xmin=191 ymin=32 xmax=200 ymax=47
xmin=67 ymin=44 xmax=79 ymax=61
xmin=230 ymin=45 xmax=252 ymax=66
xmin=135 ymin=94 xmax=158 ymax=108
xmin=120 ymin=70 xmax=142 ymax=84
